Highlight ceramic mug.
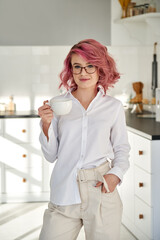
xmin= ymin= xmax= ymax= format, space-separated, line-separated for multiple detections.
xmin=48 ymin=98 xmax=72 ymax=115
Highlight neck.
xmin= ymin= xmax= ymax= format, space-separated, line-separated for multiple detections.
xmin=73 ymin=87 xmax=98 ymax=103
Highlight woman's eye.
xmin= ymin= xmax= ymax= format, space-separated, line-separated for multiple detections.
xmin=87 ymin=65 xmax=94 ymax=68
xmin=74 ymin=65 xmax=81 ymax=69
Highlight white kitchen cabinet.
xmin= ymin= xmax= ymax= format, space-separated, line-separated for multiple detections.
xmin=5 ymin=167 xmax=43 ymax=193
xmin=0 ymin=139 xmax=42 ymax=170
xmin=120 ymin=131 xmax=135 ymax=224
xmin=121 ymin=130 xmax=160 ymax=240
xmin=0 ymin=117 xmax=51 ymax=203
xmin=134 ymin=166 xmax=152 ymax=206
xmin=4 ymin=118 xmax=40 ymax=144
xmin=135 ymin=196 xmax=153 ymax=239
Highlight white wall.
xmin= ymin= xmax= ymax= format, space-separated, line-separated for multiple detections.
xmin=0 ymin=44 xmax=159 ymax=111
xmin=0 ymin=46 xmax=70 ymax=110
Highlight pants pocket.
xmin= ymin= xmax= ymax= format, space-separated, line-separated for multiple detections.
xmin=101 ymin=188 xmax=123 ymax=208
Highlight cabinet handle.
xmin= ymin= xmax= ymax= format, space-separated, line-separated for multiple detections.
xmin=139 ymin=150 xmax=143 ymax=155
xmin=139 ymin=214 xmax=144 ymax=219
xmin=139 ymin=182 xmax=144 ymax=187
xmin=22 ymin=129 xmax=26 ymax=133
xmin=22 ymin=178 xmax=27 ymax=183
xmin=22 ymin=154 xmax=27 ymax=158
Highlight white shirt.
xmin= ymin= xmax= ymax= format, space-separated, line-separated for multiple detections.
xmin=39 ymin=88 xmax=130 ymax=205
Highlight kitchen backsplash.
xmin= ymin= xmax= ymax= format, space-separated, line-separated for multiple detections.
xmin=0 ymin=45 xmax=159 ymax=111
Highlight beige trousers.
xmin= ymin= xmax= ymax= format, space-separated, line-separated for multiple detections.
xmin=39 ymin=161 xmax=123 ymax=240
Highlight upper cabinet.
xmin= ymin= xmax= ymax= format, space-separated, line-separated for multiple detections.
xmin=111 ymin=0 xmax=160 ymax=46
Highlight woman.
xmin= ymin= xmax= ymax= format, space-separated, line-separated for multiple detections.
xmin=38 ymin=39 xmax=130 ymax=240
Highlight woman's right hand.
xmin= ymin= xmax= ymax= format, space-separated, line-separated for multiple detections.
xmin=38 ymin=100 xmax=54 ymax=126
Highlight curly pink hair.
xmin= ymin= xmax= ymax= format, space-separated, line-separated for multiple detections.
xmin=59 ymin=39 xmax=120 ymax=94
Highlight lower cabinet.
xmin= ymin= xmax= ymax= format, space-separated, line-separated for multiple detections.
xmin=0 ymin=118 xmax=52 ymax=203
xmin=121 ymin=130 xmax=160 ymax=240
xmin=134 ymin=196 xmax=153 ymax=239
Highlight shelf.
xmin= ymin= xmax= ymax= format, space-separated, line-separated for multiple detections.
xmin=114 ymin=12 xmax=160 ymax=44
xmin=115 ymin=12 xmax=160 ymax=23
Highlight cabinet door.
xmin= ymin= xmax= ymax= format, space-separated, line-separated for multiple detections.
xmin=4 ymin=118 xmax=40 ymax=144
xmin=135 ymin=196 xmax=153 ymax=239
xmin=134 ymin=166 xmax=152 ymax=206
xmin=0 ymin=137 xmax=42 ymax=170
xmin=121 ymin=131 xmax=134 ymax=222
xmin=133 ymin=134 xmax=152 ymax=173
xmin=5 ymin=167 xmax=43 ymax=193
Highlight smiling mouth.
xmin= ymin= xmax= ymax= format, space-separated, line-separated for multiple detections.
xmin=80 ymin=78 xmax=90 ymax=82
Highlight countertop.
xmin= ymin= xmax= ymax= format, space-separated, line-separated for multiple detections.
xmin=0 ymin=110 xmax=39 ymax=118
xmin=0 ymin=109 xmax=160 ymax=140
xmin=125 ymin=109 xmax=160 ymax=140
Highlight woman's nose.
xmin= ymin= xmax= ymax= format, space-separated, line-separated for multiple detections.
xmin=81 ymin=67 xmax=87 ymax=75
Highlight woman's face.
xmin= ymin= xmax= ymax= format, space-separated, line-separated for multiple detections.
xmin=71 ymin=54 xmax=99 ymax=90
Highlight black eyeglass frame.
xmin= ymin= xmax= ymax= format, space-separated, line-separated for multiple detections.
xmin=71 ymin=65 xmax=97 ymax=75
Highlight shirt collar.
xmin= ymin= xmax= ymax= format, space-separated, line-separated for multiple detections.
xmin=63 ymin=86 xmax=105 ymax=98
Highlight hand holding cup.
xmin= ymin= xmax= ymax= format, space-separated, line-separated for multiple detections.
xmin=38 ymin=100 xmax=54 ymax=125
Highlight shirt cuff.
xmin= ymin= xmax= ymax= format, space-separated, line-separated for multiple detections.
xmin=106 ymin=166 xmax=124 ymax=185
xmin=39 ymin=120 xmax=55 ymax=146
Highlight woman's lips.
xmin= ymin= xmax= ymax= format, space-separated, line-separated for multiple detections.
xmin=80 ymin=78 xmax=90 ymax=82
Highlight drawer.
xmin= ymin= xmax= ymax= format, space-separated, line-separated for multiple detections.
xmin=4 ymin=118 xmax=40 ymax=144
xmin=135 ymin=196 xmax=153 ymax=239
xmin=135 ymin=166 xmax=152 ymax=206
xmin=0 ymin=137 xmax=42 ymax=170
xmin=133 ymin=134 xmax=151 ymax=173
xmin=5 ymin=167 xmax=43 ymax=193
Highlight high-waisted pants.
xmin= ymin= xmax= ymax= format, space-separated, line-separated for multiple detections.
xmin=39 ymin=161 xmax=123 ymax=240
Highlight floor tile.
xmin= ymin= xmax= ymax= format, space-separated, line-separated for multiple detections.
xmin=0 ymin=203 xmax=137 ymax=240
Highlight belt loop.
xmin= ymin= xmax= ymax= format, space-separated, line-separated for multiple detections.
xmin=78 ymin=169 xmax=87 ymax=182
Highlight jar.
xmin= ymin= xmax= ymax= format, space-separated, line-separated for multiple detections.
xmin=127 ymin=2 xmax=136 ymax=17
xmin=133 ymin=6 xmax=140 ymax=15
xmin=144 ymin=4 xmax=149 ymax=13
xmin=148 ymin=0 xmax=157 ymax=12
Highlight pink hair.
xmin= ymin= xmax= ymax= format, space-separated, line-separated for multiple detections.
xmin=59 ymin=39 xmax=120 ymax=94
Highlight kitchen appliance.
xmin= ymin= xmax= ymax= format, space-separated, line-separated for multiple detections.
xmin=152 ymin=42 xmax=158 ymax=98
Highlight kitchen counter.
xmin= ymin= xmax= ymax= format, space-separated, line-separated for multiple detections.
xmin=1 ymin=109 xmax=160 ymax=140
xmin=125 ymin=109 xmax=160 ymax=140
xmin=0 ymin=110 xmax=39 ymax=118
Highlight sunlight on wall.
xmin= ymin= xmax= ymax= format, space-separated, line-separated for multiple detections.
xmin=34 ymin=96 xmax=54 ymax=111
xmin=14 ymin=96 xmax=31 ymax=111
xmin=114 ymin=93 xmax=129 ymax=108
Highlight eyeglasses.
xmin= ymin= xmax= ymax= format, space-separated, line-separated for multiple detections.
xmin=72 ymin=64 xmax=97 ymax=75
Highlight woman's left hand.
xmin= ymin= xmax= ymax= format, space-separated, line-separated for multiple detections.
xmin=95 ymin=174 xmax=120 ymax=193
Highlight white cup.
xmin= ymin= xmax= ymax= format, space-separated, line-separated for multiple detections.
xmin=48 ymin=98 xmax=72 ymax=115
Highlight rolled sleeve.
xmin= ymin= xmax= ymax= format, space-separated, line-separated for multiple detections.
xmin=107 ymin=102 xmax=130 ymax=184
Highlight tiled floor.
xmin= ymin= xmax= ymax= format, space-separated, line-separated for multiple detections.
xmin=0 ymin=202 xmax=137 ymax=240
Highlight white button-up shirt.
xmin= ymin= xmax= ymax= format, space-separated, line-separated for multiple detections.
xmin=39 ymin=89 xmax=130 ymax=205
